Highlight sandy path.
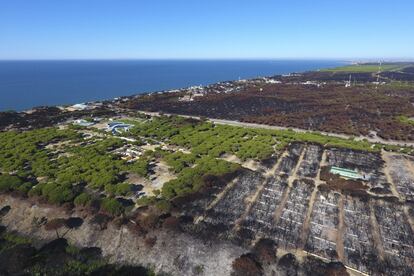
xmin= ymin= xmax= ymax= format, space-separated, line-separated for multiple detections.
xmin=206 ymin=177 xmax=239 ymax=210
xmin=382 ymin=151 xmax=403 ymax=198
xmin=369 ymin=200 xmax=385 ymax=261
xmin=336 ymin=194 xmax=346 ymax=262
xmin=194 ymin=177 xmax=240 ymax=224
xmin=404 ymin=155 xmax=414 ymax=174
xmin=233 ymin=150 xmax=288 ymax=231
xmin=273 ymin=148 xmax=306 ymax=223
xmin=300 ymin=185 xmax=318 ymax=248
xmin=403 ymin=206 xmax=414 ymax=234
xmin=300 ymin=149 xmax=327 ymax=246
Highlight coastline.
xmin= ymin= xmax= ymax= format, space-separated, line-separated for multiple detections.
xmin=0 ymin=59 xmax=344 ymax=112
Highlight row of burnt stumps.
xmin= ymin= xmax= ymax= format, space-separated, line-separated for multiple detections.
xmin=183 ymin=142 xmax=414 ymax=275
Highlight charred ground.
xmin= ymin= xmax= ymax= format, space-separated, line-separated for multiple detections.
xmin=120 ymin=63 xmax=414 ymax=141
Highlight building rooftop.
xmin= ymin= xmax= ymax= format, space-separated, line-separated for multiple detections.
xmin=330 ymin=166 xmax=366 ymax=180
xmin=73 ymin=119 xmax=95 ymax=127
xmin=107 ymin=122 xmax=133 ymax=134
xmin=108 ymin=122 xmax=123 ymax=128
xmin=71 ymin=103 xmax=88 ymax=110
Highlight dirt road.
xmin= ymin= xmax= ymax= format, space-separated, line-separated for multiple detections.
xmin=138 ymin=111 xmax=414 ymax=148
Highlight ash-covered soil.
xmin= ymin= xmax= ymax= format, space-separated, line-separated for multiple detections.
xmin=0 ymin=195 xmax=244 ymax=276
xmin=120 ymin=72 xmax=414 ymax=141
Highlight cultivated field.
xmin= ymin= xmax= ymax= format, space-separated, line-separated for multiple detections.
xmin=322 ymin=63 xmax=408 ymax=73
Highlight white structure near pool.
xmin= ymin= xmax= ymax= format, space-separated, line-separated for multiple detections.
xmin=107 ymin=122 xmax=132 ymax=134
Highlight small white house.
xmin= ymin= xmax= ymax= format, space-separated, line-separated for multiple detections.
xmin=71 ymin=103 xmax=88 ymax=111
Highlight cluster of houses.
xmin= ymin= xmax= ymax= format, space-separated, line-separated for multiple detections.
xmin=148 ymin=76 xmax=288 ymax=101
xmin=106 ymin=121 xmax=132 ymax=134
xmin=72 ymin=116 xmax=133 ymax=136
xmin=71 ymin=118 xmax=141 ymax=160
xmin=300 ymin=80 xmax=326 ymax=87
xmin=65 ymin=102 xmax=104 ymax=112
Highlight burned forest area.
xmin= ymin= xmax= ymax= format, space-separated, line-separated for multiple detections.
xmin=2 ymin=63 xmax=414 ymax=276
xmin=121 ymin=66 xmax=414 ymax=141
xmin=183 ymin=144 xmax=414 ymax=275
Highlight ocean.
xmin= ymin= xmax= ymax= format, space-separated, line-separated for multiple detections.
xmin=0 ymin=60 xmax=344 ymax=111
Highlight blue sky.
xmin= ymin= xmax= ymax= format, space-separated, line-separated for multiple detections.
xmin=1 ymin=0 xmax=413 ymax=60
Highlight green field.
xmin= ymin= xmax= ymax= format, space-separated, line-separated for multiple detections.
xmin=322 ymin=63 xmax=407 ymax=73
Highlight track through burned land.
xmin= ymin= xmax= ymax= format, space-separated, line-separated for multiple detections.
xmin=183 ymin=143 xmax=414 ymax=275
xmin=369 ymin=200 xmax=385 ymax=261
xmin=121 ymin=72 xmax=414 ymax=141
xmin=233 ymin=154 xmax=286 ymax=232
xmin=336 ymin=195 xmax=346 ymax=262
xmin=272 ymin=147 xmax=306 ymax=226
